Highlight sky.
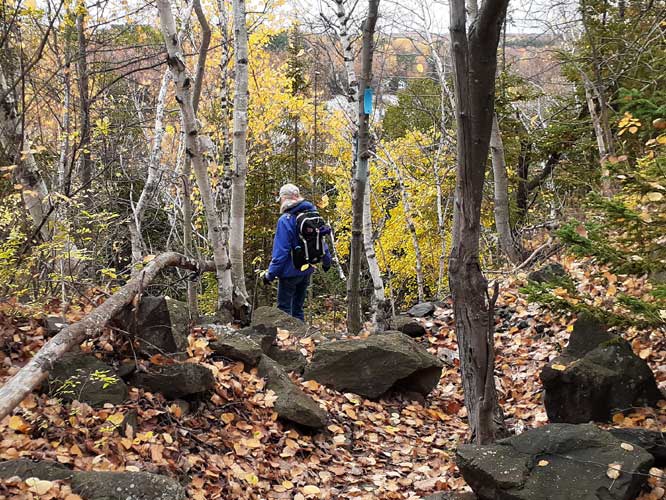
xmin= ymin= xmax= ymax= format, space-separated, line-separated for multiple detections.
xmin=292 ymin=0 xmax=577 ymax=36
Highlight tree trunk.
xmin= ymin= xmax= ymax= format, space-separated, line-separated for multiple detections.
xmin=380 ymin=146 xmax=426 ymax=302
xmin=129 ymin=70 xmax=171 ymax=268
xmin=362 ymin=180 xmax=388 ymax=330
xmin=157 ymin=0 xmax=234 ymax=319
xmin=230 ymin=0 xmax=250 ymax=313
xmin=0 ymin=62 xmax=51 ymax=242
xmin=333 ymin=0 xmax=386 ymax=323
xmin=76 ymin=7 xmax=92 ymax=191
xmin=0 ymin=253 xmax=214 ymax=422
xmin=490 ymin=114 xmax=523 ymax=264
xmin=346 ymin=0 xmax=380 ymax=335
xmin=448 ymin=0 xmax=508 ymax=444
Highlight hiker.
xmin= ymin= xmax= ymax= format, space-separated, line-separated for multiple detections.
xmin=261 ymin=184 xmax=331 ymax=321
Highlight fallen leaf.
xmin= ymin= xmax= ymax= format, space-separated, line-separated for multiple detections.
xmin=606 ymin=462 xmax=622 ymax=479
xmin=25 ymin=477 xmax=54 ymax=495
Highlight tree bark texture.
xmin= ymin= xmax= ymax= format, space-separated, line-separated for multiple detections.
xmin=76 ymin=7 xmax=92 ymax=191
xmin=0 ymin=61 xmax=51 ymax=242
xmin=490 ymin=114 xmax=523 ymax=264
xmin=448 ymin=0 xmax=509 ymax=444
xmin=230 ymin=0 xmax=250 ymax=309
xmin=362 ymin=180 xmax=388 ymax=329
xmin=346 ymin=0 xmax=380 ymax=335
xmin=129 ymin=70 xmax=171 ymax=268
xmin=157 ymin=0 xmax=234 ymax=319
xmin=333 ymin=0 xmax=386 ymax=321
xmin=0 ymin=253 xmax=214 ymax=422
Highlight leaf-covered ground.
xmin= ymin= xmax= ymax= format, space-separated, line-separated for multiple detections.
xmin=1 ymin=257 xmax=665 ymax=499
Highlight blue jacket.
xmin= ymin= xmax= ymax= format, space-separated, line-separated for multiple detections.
xmin=267 ymin=200 xmax=332 ymax=280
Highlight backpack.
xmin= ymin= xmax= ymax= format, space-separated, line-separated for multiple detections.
xmin=292 ymin=210 xmax=330 ymax=269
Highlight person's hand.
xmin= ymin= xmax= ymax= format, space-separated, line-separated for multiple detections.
xmin=260 ymin=270 xmax=272 ymax=285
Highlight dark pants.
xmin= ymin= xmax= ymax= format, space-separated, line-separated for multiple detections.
xmin=277 ymin=275 xmax=310 ymax=322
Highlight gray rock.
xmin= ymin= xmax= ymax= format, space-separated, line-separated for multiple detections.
xmin=565 ymin=313 xmax=614 ymax=358
xmin=304 ymin=332 xmax=442 ymax=399
xmin=0 ymin=461 xmax=187 ymax=500
xmin=128 ymin=363 xmax=214 ymax=399
xmin=266 ymin=345 xmax=307 ymax=374
xmin=241 ymin=324 xmax=278 ymax=352
xmin=252 ymin=306 xmax=308 ymax=337
xmin=0 ymin=459 xmax=73 ymax=481
xmin=209 ymin=333 xmax=263 ymax=367
xmin=608 ymin=428 xmax=666 ymax=466
xmin=258 ymin=356 xmax=326 ymax=429
xmin=407 ymin=302 xmax=435 ymax=317
xmin=457 ymin=423 xmax=653 ymax=500
xmin=527 ymin=263 xmax=567 ymax=283
xmin=47 ymin=353 xmax=128 ymax=407
xmin=541 ymin=315 xmax=661 ymax=423
xmin=113 ymin=296 xmax=190 ymax=356
xmin=389 ymin=315 xmax=426 ymax=337
xmin=425 ymin=494 xmax=477 ymax=500
xmin=72 ymin=471 xmax=186 ymax=500
xmin=44 ymin=316 xmax=68 ymax=336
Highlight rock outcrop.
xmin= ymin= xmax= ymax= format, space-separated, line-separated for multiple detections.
xmin=304 ymin=332 xmax=442 ymax=399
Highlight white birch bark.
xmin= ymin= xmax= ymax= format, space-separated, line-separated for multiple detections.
xmin=128 ymin=70 xmax=171 ymax=267
xmin=490 ymin=114 xmax=523 ymax=264
xmin=230 ymin=0 xmax=250 ymax=304
xmin=362 ymin=180 xmax=388 ymax=329
xmin=157 ymin=0 xmax=234 ymax=319
xmin=332 ymin=0 xmax=386 ymax=319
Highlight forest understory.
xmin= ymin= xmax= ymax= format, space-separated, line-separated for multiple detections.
xmin=1 ymin=254 xmax=665 ymax=499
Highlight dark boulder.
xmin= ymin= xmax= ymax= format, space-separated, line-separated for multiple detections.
xmin=608 ymin=428 xmax=666 ymax=466
xmin=541 ymin=315 xmax=661 ymax=423
xmin=425 ymin=494 xmax=477 ymax=500
xmin=113 ymin=296 xmax=190 ymax=357
xmin=564 ymin=313 xmax=614 ymax=358
xmin=209 ymin=332 xmax=263 ymax=367
xmin=128 ymin=363 xmax=214 ymax=399
xmin=242 ymin=324 xmax=278 ymax=352
xmin=304 ymin=332 xmax=442 ymax=399
xmin=457 ymin=423 xmax=653 ymax=500
xmin=0 ymin=461 xmax=186 ymax=500
xmin=389 ymin=315 xmax=426 ymax=337
xmin=0 ymin=459 xmax=73 ymax=481
xmin=47 ymin=353 xmax=128 ymax=407
xmin=44 ymin=316 xmax=68 ymax=336
xmin=251 ymin=306 xmax=307 ymax=337
xmin=72 ymin=471 xmax=186 ymax=500
xmin=527 ymin=263 xmax=567 ymax=283
xmin=258 ymin=356 xmax=326 ymax=429
xmin=265 ymin=345 xmax=307 ymax=374
xmin=407 ymin=302 xmax=435 ymax=317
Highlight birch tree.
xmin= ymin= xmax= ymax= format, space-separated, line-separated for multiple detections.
xmin=347 ymin=0 xmax=380 ymax=334
xmin=229 ymin=0 xmax=251 ymax=313
xmin=327 ymin=0 xmax=387 ymax=326
xmin=448 ymin=0 xmax=509 ymax=444
xmin=157 ymin=0 xmax=234 ymax=319
xmin=490 ymin=114 xmax=524 ymax=264
xmin=128 ymin=70 xmax=171 ymax=268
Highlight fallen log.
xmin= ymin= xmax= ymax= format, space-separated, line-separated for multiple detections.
xmin=0 ymin=252 xmax=214 ymax=421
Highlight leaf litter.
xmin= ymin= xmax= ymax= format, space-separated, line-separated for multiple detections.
xmin=0 ymin=257 xmax=664 ymax=499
